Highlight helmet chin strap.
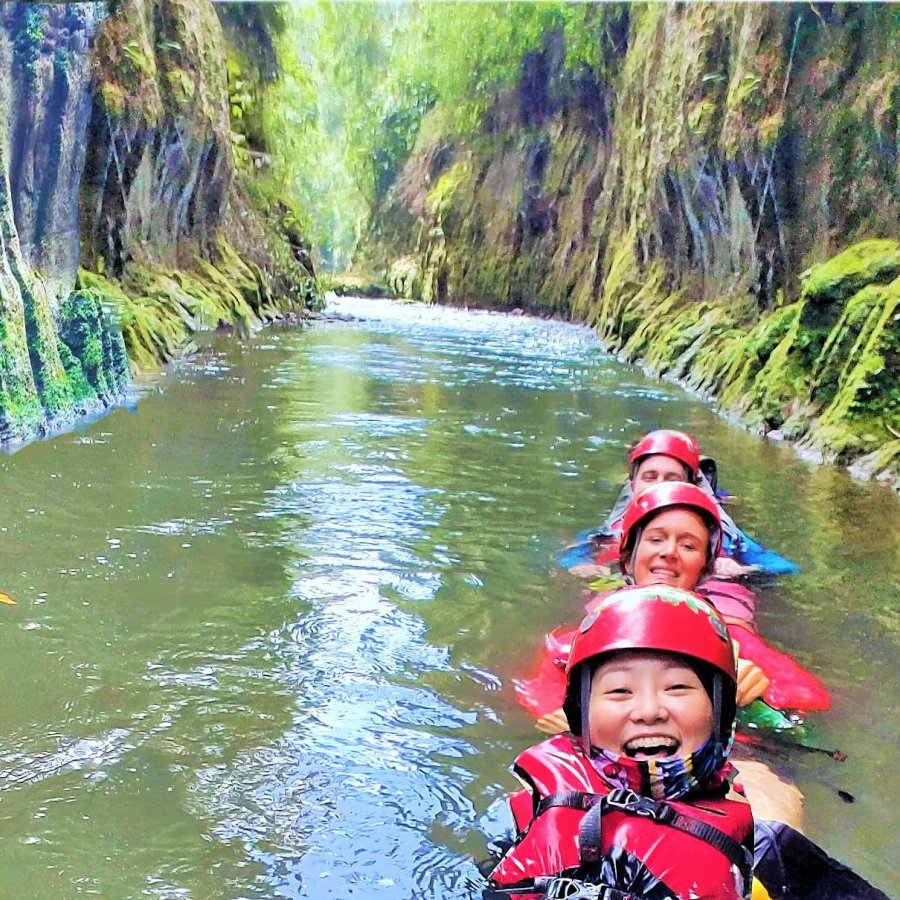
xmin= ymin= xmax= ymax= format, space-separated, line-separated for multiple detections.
xmin=706 ymin=525 xmax=721 ymax=574
xmin=626 ymin=525 xmax=644 ymax=576
xmin=580 ymin=665 xmax=592 ymax=756
xmin=712 ymin=672 xmax=724 ymax=750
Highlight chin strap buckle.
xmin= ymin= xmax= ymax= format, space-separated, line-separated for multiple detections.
xmin=604 ymin=789 xmax=676 ymax=824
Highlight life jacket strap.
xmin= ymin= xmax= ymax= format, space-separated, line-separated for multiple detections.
xmin=580 ymin=788 xmax=753 ymax=887
xmin=533 ymin=876 xmax=635 ymax=899
xmin=493 ymin=876 xmax=635 ymax=899
xmin=514 ymin=788 xmax=752 ymax=897
xmin=534 ymin=791 xmax=603 ymax=816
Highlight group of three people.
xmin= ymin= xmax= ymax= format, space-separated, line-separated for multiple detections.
xmin=483 ymin=431 xmax=886 ymax=899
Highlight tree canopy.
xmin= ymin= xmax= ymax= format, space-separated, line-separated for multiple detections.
xmin=245 ymin=1 xmax=620 ymax=270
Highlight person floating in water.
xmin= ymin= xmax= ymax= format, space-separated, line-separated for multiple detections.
xmin=485 ymin=584 xmax=890 ymax=899
xmin=488 ymin=585 xmax=755 ymax=899
xmin=530 ymin=482 xmax=773 ymax=737
xmin=565 ymin=429 xmax=775 ymax=581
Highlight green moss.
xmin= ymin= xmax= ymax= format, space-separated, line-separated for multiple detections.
xmin=78 ymin=268 xmax=182 ymax=370
xmin=76 ymin=234 xmax=295 ymax=372
xmin=55 ymin=342 xmax=94 ymax=404
xmin=426 ymin=161 xmax=471 ymax=216
xmin=165 ymin=67 xmax=196 ymax=105
xmin=589 ymin=238 xmax=653 ymax=345
xmin=815 ymin=276 xmax=900 ymax=446
xmin=20 ymin=277 xmax=72 ymax=418
xmin=98 ymin=81 xmax=127 ymax=118
xmin=0 ymin=312 xmax=43 ymax=442
xmin=801 ymin=239 xmax=900 ymax=307
xmin=58 ymin=290 xmax=129 ymax=403
xmin=387 ymin=255 xmax=422 ymax=301
xmin=716 ymin=303 xmax=803 ymax=409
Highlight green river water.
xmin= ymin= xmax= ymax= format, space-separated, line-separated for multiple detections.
xmin=0 ymin=296 xmax=896 ymax=898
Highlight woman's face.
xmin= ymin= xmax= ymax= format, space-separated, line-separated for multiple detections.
xmin=631 ymin=454 xmax=690 ymax=494
xmin=588 ymin=650 xmax=714 ymax=759
xmin=630 ymin=508 xmax=709 ymax=590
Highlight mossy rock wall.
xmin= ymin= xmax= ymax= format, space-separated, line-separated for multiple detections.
xmin=76 ymin=0 xmax=320 ymax=347
xmin=80 ymin=0 xmax=234 ymax=274
xmin=217 ymin=4 xmax=320 ymax=311
xmin=364 ymin=3 xmax=900 ymax=486
xmin=0 ymin=1 xmax=319 ymax=446
xmin=0 ymin=4 xmax=127 ymax=445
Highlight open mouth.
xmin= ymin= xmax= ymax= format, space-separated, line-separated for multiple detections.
xmin=623 ymin=736 xmax=680 ymax=759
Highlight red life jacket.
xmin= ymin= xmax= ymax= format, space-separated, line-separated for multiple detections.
xmin=489 ymin=735 xmax=753 ymax=900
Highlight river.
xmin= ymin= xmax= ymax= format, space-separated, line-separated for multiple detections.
xmin=0 ymin=296 xmax=896 ymax=897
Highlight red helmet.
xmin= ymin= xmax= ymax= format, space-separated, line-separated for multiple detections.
xmin=618 ymin=481 xmax=722 ymax=571
xmin=629 ymin=430 xmax=701 ymax=479
xmin=563 ymin=585 xmax=737 ymax=745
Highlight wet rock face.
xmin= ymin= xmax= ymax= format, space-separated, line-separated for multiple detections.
xmin=2 ymin=4 xmax=103 ymax=302
xmin=80 ymin=0 xmax=233 ymax=274
xmin=378 ymin=3 xmax=899 ymax=312
xmin=0 ymin=3 xmax=127 ymax=445
xmin=0 ymin=0 xmax=317 ymax=444
xmin=365 ymin=4 xmax=899 ymax=483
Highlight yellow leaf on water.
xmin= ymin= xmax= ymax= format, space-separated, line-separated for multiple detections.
xmin=0 ymin=592 xmax=17 ymax=605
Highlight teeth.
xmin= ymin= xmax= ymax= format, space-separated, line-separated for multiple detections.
xmin=625 ymin=737 xmax=678 ymax=751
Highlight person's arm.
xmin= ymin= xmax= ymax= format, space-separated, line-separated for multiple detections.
xmin=535 ymin=707 xmax=569 ymax=735
xmin=754 ymin=820 xmax=890 ymax=899
xmin=567 ymin=562 xmax=612 ymax=579
xmin=736 ymin=657 xmax=770 ymax=706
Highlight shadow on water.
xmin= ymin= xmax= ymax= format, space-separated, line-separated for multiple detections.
xmin=0 ymin=296 xmax=896 ymax=896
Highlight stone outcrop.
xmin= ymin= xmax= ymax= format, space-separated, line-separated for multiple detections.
xmin=78 ymin=0 xmax=319 ymax=369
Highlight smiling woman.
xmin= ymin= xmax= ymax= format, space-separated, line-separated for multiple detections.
xmin=618 ymin=481 xmax=722 ymax=587
xmin=588 ymin=651 xmax=715 ymax=761
xmin=629 ymin=509 xmax=711 ymax=590
xmin=488 ymin=586 xmax=753 ymax=900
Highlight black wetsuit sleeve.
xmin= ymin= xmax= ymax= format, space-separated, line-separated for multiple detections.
xmin=754 ymin=820 xmax=891 ymax=900
xmin=475 ymin=796 xmax=519 ymax=877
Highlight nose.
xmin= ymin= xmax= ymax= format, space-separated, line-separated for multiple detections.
xmin=629 ymin=686 xmax=668 ymax=724
xmin=656 ymin=536 xmax=678 ymax=558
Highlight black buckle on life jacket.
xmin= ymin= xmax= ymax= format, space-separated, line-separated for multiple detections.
xmin=603 ymin=789 xmax=676 ymax=825
xmin=535 ymin=791 xmax=603 ymax=818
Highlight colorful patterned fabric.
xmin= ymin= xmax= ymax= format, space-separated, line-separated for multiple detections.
xmin=589 ymin=733 xmax=734 ymax=802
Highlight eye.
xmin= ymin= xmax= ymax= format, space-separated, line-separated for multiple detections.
xmin=604 ymin=687 xmax=632 ymax=697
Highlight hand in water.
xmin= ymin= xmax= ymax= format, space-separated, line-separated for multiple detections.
xmin=714 ymin=557 xmax=759 ymax=579
xmin=567 ymin=563 xmax=612 ymax=579
xmin=737 ymin=658 xmax=771 ymax=706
